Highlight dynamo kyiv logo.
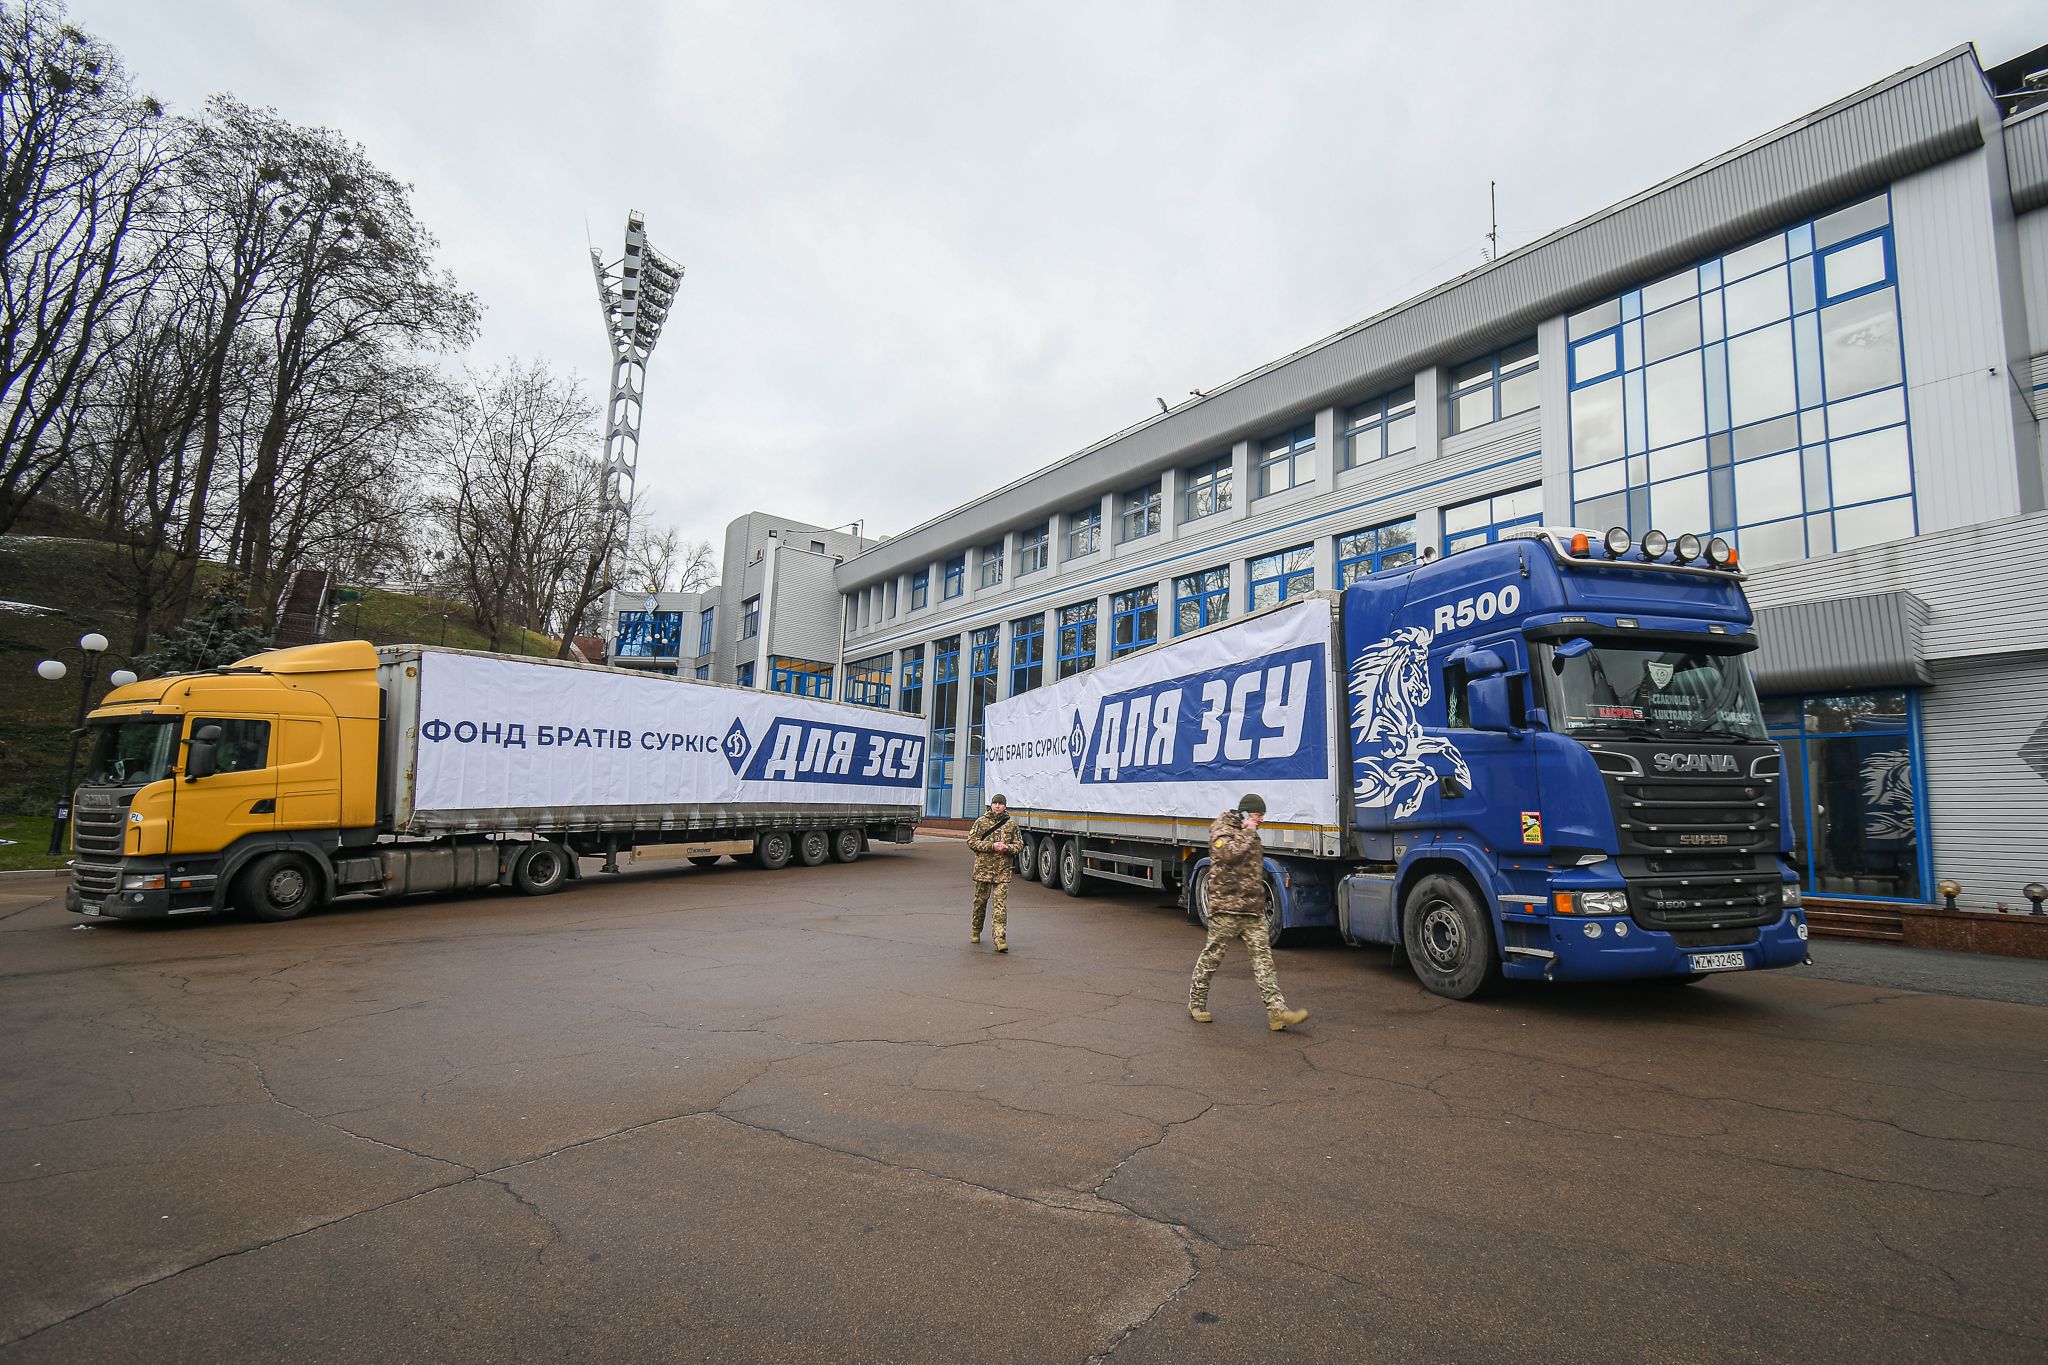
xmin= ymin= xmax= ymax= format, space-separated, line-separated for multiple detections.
xmin=722 ymin=718 xmax=752 ymax=775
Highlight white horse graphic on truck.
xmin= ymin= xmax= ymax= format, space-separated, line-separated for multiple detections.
xmin=1349 ymin=626 xmax=1470 ymax=819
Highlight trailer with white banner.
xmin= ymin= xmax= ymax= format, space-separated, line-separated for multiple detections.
xmin=63 ymin=641 xmax=925 ymax=922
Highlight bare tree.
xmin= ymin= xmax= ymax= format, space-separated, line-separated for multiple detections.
xmin=622 ymin=523 xmax=716 ymax=596
xmin=0 ymin=0 xmax=174 ymax=532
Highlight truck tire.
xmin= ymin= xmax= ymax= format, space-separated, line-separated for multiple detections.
xmin=754 ymin=830 xmax=793 ymax=870
xmin=797 ymin=830 xmax=831 ymax=866
xmin=1037 ymin=838 xmax=1058 ymax=886
xmin=1401 ymin=872 xmax=1503 ymax=1000
xmin=236 ymin=851 xmax=320 ymax=922
xmin=1015 ymin=833 xmax=1035 ymax=876
xmin=1058 ymin=839 xmax=1085 ymax=897
xmin=514 ymin=842 xmax=569 ymax=895
xmin=831 ymin=829 xmax=863 ymax=863
xmin=1190 ymin=865 xmax=1288 ymax=946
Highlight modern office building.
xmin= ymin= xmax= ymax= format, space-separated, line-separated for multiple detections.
xmin=608 ymin=512 xmax=876 ymax=692
xmin=832 ymin=42 xmax=2048 ymax=911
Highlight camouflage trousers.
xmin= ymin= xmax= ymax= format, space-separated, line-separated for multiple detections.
xmin=1189 ymin=912 xmax=1286 ymax=1014
xmin=971 ymin=878 xmax=1009 ymax=941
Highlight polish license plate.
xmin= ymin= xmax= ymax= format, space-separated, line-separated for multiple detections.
xmin=1689 ymin=951 xmax=1747 ymax=973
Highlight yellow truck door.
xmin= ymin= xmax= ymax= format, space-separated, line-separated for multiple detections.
xmin=171 ymin=715 xmax=280 ymax=855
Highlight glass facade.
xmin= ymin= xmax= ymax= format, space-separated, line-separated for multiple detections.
xmin=910 ymin=570 xmax=928 ymax=610
xmin=771 ymin=657 xmax=832 ymax=698
xmin=1183 ymin=455 xmax=1232 ymax=521
xmin=615 ymin=610 xmax=683 ymax=658
xmin=1110 ymin=585 xmax=1157 ymax=657
xmin=1256 ymin=424 xmax=1314 ymax=497
xmin=736 ymin=662 xmax=755 ymax=688
xmin=1057 ymin=600 xmax=1097 ymax=678
xmin=1343 ymin=388 xmax=1417 ymax=468
xmin=1443 ymin=485 xmax=1542 ymax=553
xmin=961 ymin=626 xmax=1000 ymax=813
xmin=1016 ymin=523 xmax=1048 ymax=575
xmin=927 ymin=634 xmax=959 ymax=817
xmin=1174 ymin=567 xmax=1229 ymax=635
xmin=1010 ymin=613 xmax=1044 ymax=693
xmin=1447 ymin=340 xmax=1538 ymax=434
xmin=943 ymin=553 xmax=966 ymax=600
xmin=1765 ymin=691 xmax=1926 ymax=901
xmin=846 ymin=654 xmax=891 ymax=708
xmin=1067 ymin=504 xmax=1101 ymax=558
xmin=978 ymin=541 xmax=1003 ymax=588
xmin=1336 ymin=518 xmax=1418 ymax=585
xmin=1120 ymin=481 xmax=1161 ymax=541
xmin=1568 ymin=194 xmax=1912 ymax=567
xmin=899 ymin=645 xmax=924 ymax=714
xmin=1249 ymin=544 xmax=1314 ymax=610
xmin=740 ymin=597 xmax=759 ymax=639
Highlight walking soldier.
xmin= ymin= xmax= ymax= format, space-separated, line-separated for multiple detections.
xmin=1189 ymin=793 xmax=1309 ymax=1031
xmin=967 ymin=794 xmax=1022 ymax=952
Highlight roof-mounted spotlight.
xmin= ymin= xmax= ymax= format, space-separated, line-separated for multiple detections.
xmin=1640 ymin=529 xmax=1669 ymax=560
xmin=1602 ymin=526 xmax=1632 ymax=558
xmin=1674 ymin=532 xmax=1702 ymax=564
xmin=1706 ymin=536 xmax=1736 ymax=568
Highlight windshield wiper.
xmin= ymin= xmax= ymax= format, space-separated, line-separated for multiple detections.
xmin=1666 ymin=724 xmax=1765 ymax=744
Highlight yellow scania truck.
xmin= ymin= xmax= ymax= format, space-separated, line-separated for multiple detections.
xmin=65 ymin=641 xmax=926 ymax=921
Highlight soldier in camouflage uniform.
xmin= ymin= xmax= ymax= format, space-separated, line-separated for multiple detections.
xmin=1188 ymin=793 xmax=1309 ymax=1031
xmin=967 ymin=794 xmax=1022 ymax=953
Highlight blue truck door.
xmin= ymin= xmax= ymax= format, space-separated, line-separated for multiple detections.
xmin=1421 ymin=639 xmax=1543 ymax=867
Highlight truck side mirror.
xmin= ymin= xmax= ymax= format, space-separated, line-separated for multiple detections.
xmin=1468 ymin=677 xmax=1519 ymax=735
xmin=185 ymin=724 xmax=222 ymax=781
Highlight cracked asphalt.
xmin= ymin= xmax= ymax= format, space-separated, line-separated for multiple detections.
xmin=2 ymin=842 xmax=2045 ymax=1364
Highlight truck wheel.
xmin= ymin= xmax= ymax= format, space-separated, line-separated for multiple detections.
xmin=1190 ymin=865 xmax=1214 ymax=927
xmin=797 ymin=830 xmax=831 ymax=866
xmin=1401 ymin=873 xmax=1503 ymax=1000
xmin=831 ymin=829 xmax=863 ymax=863
xmin=1058 ymin=839 xmax=1085 ymax=897
xmin=514 ymin=842 xmax=569 ymax=895
xmin=1189 ymin=867 xmax=1287 ymax=946
xmin=1016 ymin=833 xmax=1035 ymax=875
xmin=1037 ymin=838 xmax=1059 ymax=886
xmin=236 ymin=852 xmax=320 ymax=922
xmin=755 ymin=830 xmax=793 ymax=870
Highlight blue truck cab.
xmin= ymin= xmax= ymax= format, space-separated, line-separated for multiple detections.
xmin=1332 ymin=526 xmax=1809 ymax=997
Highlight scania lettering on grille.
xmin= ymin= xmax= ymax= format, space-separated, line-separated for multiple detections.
xmin=1654 ymin=752 xmax=1739 ymax=774
xmin=1075 ymin=643 xmax=1328 ymax=784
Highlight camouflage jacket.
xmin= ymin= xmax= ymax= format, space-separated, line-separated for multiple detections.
xmin=967 ymin=810 xmax=1022 ymax=882
xmin=1206 ymin=811 xmax=1266 ymax=917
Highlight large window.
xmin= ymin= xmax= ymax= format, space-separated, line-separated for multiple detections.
xmin=736 ymin=662 xmax=755 ymax=688
xmin=1016 ymin=522 xmax=1048 ymax=575
xmin=1447 ymin=339 xmax=1539 ymax=434
xmin=739 ymin=597 xmax=759 ymax=640
xmin=1256 ymin=423 xmax=1314 ymax=497
xmin=1766 ymin=692 xmax=1926 ymax=901
xmin=899 ymin=645 xmax=924 ymax=714
xmin=910 ymin=569 xmax=929 ymax=611
xmin=977 ymin=541 xmax=1003 ymax=589
xmin=1057 ymin=600 xmax=1097 ymax=678
xmin=616 ymin=610 xmax=683 ymax=658
xmin=846 ymin=654 xmax=892 ymax=708
xmin=962 ymin=627 xmax=999 ymax=813
xmin=1249 ymin=544 xmax=1314 ymax=611
xmin=1443 ymin=485 xmax=1542 ymax=554
xmin=1066 ymin=504 xmax=1101 ymax=559
xmin=1110 ymin=585 xmax=1157 ymax=657
xmin=771 ymin=657 xmax=832 ymax=698
xmin=943 ymin=553 xmax=966 ymax=600
xmin=927 ymin=635 xmax=960 ymax=817
xmin=1010 ymin=613 xmax=1044 ymax=694
xmin=1120 ymin=481 xmax=1161 ymax=542
xmin=1174 ymin=567 xmax=1229 ymax=635
xmin=1343 ymin=388 xmax=1417 ymax=468
xmin=1567 ymin=195 xmax=1912 ymax=568
xmin=1336 ymin=519 xmax=1418 ymax=585
xmin=697 ymin=608 xmax=715 ymax=657
xmin=1182 ymin=455 xmax=1232 ymax=521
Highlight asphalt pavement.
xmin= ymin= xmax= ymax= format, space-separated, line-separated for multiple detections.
xmin=2 ymin=844 xmax=2044 ymax=1364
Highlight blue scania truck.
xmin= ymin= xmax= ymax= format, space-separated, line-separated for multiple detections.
xmin=984 ymin=526 xmax=1810 ymax=998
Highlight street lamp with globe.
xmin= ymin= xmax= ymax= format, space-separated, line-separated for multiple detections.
xmin=36 ymin=633 xmax=139 ymax=855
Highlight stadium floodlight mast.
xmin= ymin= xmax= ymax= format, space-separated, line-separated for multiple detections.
xmin=589 ymin=210 xmax=684 ymax=586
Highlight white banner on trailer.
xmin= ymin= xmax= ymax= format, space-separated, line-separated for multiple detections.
xmin=985 ymin=597 xmax=1340 ymax=826
xmin=412 ymin=654 xmax=926 ymax=813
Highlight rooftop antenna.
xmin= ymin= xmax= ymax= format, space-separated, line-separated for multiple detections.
xmin=1482 ymin=181 xmax=1499 ymax=262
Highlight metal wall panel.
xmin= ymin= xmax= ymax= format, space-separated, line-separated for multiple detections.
xmin=2008 ymin=105 xmax=2048 ymax=213
xmin=1920 ymin=652 xmax=2048 ymax=909
xmin=766 ymin=547 xmax=845 ymax=666
xmin=839 ymin=48 xmax=1991 ymax=588
xmin=1752 ymin=593 xmax=1932 ymax=692
xmin=2019 ymin=209 xmax=2048 ymax=356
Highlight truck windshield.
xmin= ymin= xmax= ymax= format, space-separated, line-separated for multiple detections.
xmin=84 ymin=718 xmax=178 ymax=787
xmin=1543 ymin=641 xmax=1766 ymax=741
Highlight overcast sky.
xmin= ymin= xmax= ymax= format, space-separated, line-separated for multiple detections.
xmin=77 ymin=0 xmax=2039 ymax=558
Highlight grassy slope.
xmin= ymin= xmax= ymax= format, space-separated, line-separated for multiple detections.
xmin=0 ymin=536 xmax=556 ymax=816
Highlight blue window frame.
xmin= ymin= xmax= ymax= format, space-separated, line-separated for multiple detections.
xmin=978 ymin=540 xmax=1004 ymax=589
xmin=943 ymin=553 xmax=966 ymax=600
xmin=1010 ymin=613 xmax=1044 ymax=694
xmin=899 ymin=645 xmax=924 ymax=714
xmin=736 ymin=662 xmax=755 ymax=688
xmin=1256 ymin=423 xmax=1314 ymax=497
xmin=740 ymin=596 xmax=759 ymax=639
xmin=695 ymin=664 xmax=709 ymax=679
xmin=1248 ymin=544 xmax=1314 ymax=611
xmin=1066 ymin=504 xmax=1101 ymax=559
xmin=927 ymin=635 xmax=960 ymax=817
xmin=1566 ymin=193 xmax=1913 ymax=569
xmin=910 ymin=569 xmax=929 ymax=610
xmin=962 ymin=626 xmax=1000 ymax=812
xmin=1173 ymin=567 xmax=1228 ymax=635
xmin=1443 ymin=485 xmax=1543 ymax=554
xmin=1016 ymin=522 xmax=1049 ymax=575
xmin=1765 ymin=691 xmax=1928 ymax=902
xmin=1447 ymin=339 xmax=1538 ymax=434
xmin=1119 ymin=481 xmax=1161 ymax=541
xmin=1182 ymin=455 xmax=1232 ymax=521
xmin=1342 ymin=388 xmax=1417 ymax=468
xmin=846 ymin=654 xmax=892 ymax=708
xmin=615 ymin=610 xmax=682 ymax=658
xmin=771 ymin=657 xmax=833 ymax=698
xmin=1057 ymin=600 xmax=1097 ymax=678
xmin=1336 ymin=518 xmax=1418 ymax=585
xmin=1110 ymin=585 xmax=1157 ymax=657
xmin=697 ymin=607 xmax=715 ymax=657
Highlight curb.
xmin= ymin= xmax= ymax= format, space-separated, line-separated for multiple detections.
xmin=0 ymin=867 xmax=64 ymax=882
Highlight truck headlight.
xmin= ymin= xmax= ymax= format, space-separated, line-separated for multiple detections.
xmin=1555 ymin=890 xmax=1628 ymax=915
xmin=122 ymin=873 xmax=165 ymax=891
xmin=1782 ymin=883 xmax=1802 ymax=907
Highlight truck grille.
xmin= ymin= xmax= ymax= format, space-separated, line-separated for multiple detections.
xmin=71 ymin=860 xmax=120 ymax=899
xmin=71 ymin=805 xmax=126 ymax=859
xmin=1626 ymin=873 xmax=1781 ymax=931
xmin=1592 ymin=747 xmax=1779 ymax=858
